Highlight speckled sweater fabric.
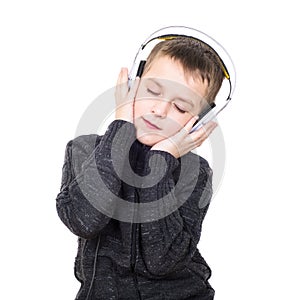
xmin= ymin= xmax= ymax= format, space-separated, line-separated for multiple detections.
xmin=56 ymin=120 xmax=215 ymax=300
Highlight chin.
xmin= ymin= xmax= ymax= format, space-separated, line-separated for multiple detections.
xmin=136 ymin=134 xmax=164 ymax=147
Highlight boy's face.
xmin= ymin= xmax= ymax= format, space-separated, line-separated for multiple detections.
xmin=134 ymin=55 xmax=209 ymax=146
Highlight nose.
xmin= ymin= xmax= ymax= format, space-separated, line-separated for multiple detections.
xmin=151 ymin=99 xmax=170 ymax=118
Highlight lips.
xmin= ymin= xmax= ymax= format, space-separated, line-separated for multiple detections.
xmin=142 ymin=117 xmax=161 ymax=130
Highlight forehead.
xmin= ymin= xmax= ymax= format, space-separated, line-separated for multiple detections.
xmin=142 ymin=55 xmax=208 ymax=99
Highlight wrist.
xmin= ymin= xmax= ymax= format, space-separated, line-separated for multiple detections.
xmin=150 ymin=145 xmax=180 ymax=159
xmin=147 ymin=148 xmax=180 ymax=176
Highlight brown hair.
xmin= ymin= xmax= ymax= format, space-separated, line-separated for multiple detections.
xmin=143 ymin=37 xmax=225 ymax=103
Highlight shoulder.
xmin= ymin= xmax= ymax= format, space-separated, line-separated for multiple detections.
xmin=64 ymin=134 xmax=103 ymax=172
xmin=65 ymin=134 xmax=102 ymax=174
xmin=66 ymin=120 xmax=134 ymax=152
xmin=185 ymin=152 xmax=213 ymax=207
xmin=174 ymin=151 xmax=213 ymax=190
xmin=183 ymin=151 xmax=212 ymax=175
xmin=181 ymin=152 xmax=213 ymax=193
xmin=66 ymin=134 xmax=103 ymax=154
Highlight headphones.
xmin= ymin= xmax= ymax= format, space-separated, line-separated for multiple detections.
xmin=128 ymin=26 xmax=236 ymax=132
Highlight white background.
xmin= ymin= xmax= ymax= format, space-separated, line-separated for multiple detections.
xmin=1 ymin=1 xmax=299 ymax=299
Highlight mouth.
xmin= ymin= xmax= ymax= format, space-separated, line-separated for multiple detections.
xmin=142 ymin=117 xmax=161 ymax=130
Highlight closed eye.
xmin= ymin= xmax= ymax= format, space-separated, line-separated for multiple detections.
xmin=173 ymin=103 xmax=186 ymax=113
xmin=147 ymin=88 xmax=161 ymax=96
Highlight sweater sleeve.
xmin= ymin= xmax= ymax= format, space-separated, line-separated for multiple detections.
xmin=56 ymin=120 xmax=136 ymax=239
xmin=137 ymin=150 xmax=213 ymax=277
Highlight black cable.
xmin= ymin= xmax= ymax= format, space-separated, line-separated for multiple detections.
xmin=85 ymin=235 xmax=101 ymax=300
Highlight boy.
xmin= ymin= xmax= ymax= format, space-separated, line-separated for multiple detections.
xmin=56 ymin=36 xmax=225 ymax=299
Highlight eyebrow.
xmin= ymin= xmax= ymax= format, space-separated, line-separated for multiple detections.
xmin=147 ymin=78 xmax=195 ymax=108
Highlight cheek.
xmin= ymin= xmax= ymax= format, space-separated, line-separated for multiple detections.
xmin=167 ymin=112 xmax=192 ymax=130
xmin=134 ymin=99 xmax=150 ymax=117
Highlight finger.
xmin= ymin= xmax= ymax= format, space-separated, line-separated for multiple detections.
xmin=128 ymin=76 xmax=140 ymax=100
xmin=195 ymin=121 xmax=218 ymax=140
xmin=178 ymin=115 xmax=199 ymax=137
xmin=184 ymin=115 xmax=200 ymax=131
xmin=203 ymin=121 xmax=218 ymax=132
xmin=171 ymin=115 xmax=200 ymax=147
xmin=117 ymin=67 xmax=128 ymax=86
xmin=116 ymin=68 xmax=129 ymax=100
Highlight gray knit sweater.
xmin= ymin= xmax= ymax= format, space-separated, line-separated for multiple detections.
xmin=56 ymin=120 xmax=215 ymax=300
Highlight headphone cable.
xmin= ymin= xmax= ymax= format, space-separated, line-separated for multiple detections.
xmin=85 ymin=235 xmax=101 ymax=300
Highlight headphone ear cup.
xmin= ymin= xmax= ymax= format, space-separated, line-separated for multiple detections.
xmin=198 ymin=102 xmax=216 ymax=120
xmin=128 ymin=60 xmax=147 ymax=90
xmin=136 ymin=60 xmax=146 ymax=77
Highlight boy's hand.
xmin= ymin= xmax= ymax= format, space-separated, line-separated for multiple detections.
xmin=115 ymin=68 xmax=140 ymax=123
xmin=150 ymin=116 xmax=218 ymax=158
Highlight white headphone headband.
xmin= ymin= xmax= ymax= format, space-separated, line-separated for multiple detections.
xmin=129 ymin=26 xmax=236 ymax=100
xmin=128 ymin=26 xmax=236 ymax=132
